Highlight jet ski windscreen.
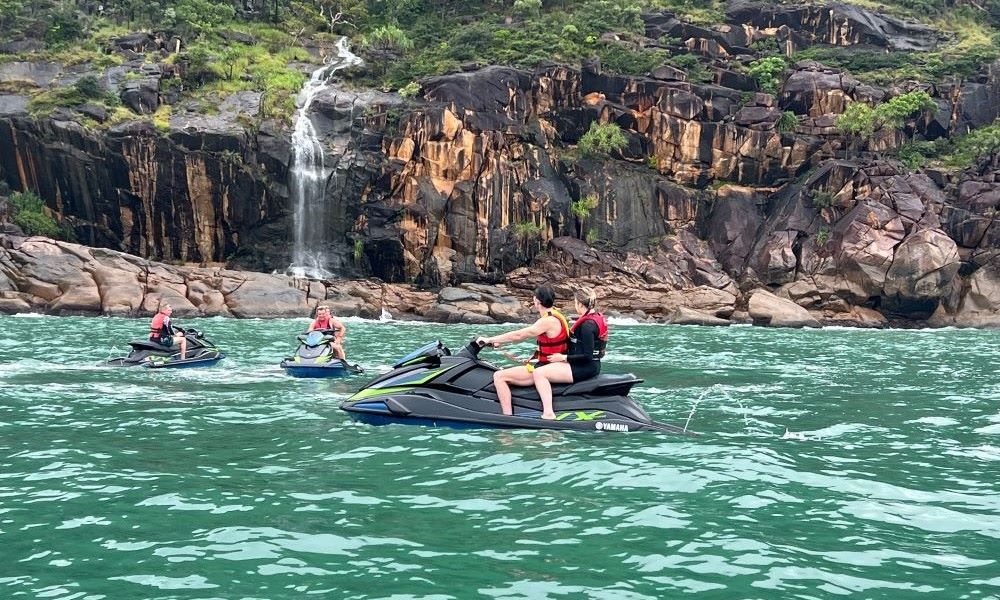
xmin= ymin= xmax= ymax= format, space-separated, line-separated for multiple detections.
xmin=304 ymin=331 xmax=326 ymax=346
xmin=393 ymin=341 xmax=450 ymax=369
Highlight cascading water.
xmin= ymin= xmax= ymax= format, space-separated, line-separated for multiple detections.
xmin=286 ymin=37 xmax=362 ymax=279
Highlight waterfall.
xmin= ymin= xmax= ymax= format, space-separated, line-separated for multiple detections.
xmin=286 ymin=37 xmax=362 ymax=279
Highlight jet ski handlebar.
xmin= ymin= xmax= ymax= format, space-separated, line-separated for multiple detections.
xmin=455 ymin=337 xmax=491 ymax=359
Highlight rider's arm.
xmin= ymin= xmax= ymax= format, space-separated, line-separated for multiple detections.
xmin=330 ymin=317 xmax=346 ymax=340
xmin=307 ymin=319 xmax=317 ymax=332
xmin=484 ymin=316 xmax=554 ymax=346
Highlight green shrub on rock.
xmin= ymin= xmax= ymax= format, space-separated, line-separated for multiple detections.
xmin=747 ymin=56 xmax=787 ymax=94
xmin=9 ymin=191 xmax=61 ymax=238
xmin=836 ymin=91 xmax=937 ymax=157
xmin=578 ymin=122 xmax=627 ymax=157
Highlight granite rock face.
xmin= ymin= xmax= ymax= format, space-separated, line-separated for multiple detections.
xmin=0 ymin=1 xmax=999 ymax=327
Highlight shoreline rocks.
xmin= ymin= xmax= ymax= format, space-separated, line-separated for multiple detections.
xmin=2 ymin=234 xmax=998 ymax=329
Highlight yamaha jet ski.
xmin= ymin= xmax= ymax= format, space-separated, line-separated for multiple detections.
xmin=280 ymin=329 xmax=364 ymax=378
xmin=340 ymin=339 xmax=688 ymax=433
xmin=105 ymin=327 xmax=226 ymax=368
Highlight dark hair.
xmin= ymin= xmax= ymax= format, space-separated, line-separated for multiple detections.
xmin=534 ymin=285 xmax=556 ymax=308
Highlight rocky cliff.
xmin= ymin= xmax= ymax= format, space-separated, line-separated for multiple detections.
xmin=1 ymin=2 xmax=999 ymax=327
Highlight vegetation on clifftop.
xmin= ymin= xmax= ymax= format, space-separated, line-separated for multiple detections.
xmin=4 ymin=0 xmax=998 ymax=99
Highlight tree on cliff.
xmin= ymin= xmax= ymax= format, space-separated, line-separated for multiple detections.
xmin=362 ymin=24 xmax=414 ymax=76
xmin=570 ymin=195 xmax=600 ymax=241
xmin=836 ymin=91 xmax=937 ymax=158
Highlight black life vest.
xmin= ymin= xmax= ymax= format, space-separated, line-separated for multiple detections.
xmin=570 ymin=311 xmax=609 ymax=359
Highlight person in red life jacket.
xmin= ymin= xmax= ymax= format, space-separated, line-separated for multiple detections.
xmin=477 ymin=285 xmax=570 ymax=420
xmin=149 ymin=303 xmax=187 ymax=360
xmin=530 ymin=286 xmax=608 ymax=414
xmin=307 ymin=304 xmax=347 ymax=360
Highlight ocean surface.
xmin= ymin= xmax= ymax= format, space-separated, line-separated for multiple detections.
xmin=0 ymin=314 xmax=998 ymax=599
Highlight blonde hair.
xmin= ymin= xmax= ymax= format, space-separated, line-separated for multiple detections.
xmin=574 ymin=286 xmax=597 ymax=311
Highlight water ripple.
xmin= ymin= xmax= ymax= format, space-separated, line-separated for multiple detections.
xmin=0 ymin=316 xmax=998 ymax=599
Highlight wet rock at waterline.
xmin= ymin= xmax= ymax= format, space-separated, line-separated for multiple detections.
xmin=3 ymin=234 xmax=999 ymax=328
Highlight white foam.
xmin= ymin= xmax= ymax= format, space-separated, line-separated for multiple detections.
xmin=906 ymin=416 xmax=960 ymax=427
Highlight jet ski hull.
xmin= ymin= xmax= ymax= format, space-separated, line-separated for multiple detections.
xmin=145 ymin=352 xmax=226 ymax=369
xmin=343 ymin=396 xmax=684 ymax=433
xmin=280 ymin=360 xmax=363 ymax=378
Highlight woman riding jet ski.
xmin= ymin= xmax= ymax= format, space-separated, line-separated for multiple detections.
xmin=339 ymin=338 xmax=687 ymax=433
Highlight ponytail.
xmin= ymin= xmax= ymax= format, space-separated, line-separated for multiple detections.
xmin=574 ymin=287 xmax=597 ymax=311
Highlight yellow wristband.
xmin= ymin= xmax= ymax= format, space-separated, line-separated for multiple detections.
xmin=525 ymin=363 xmax=534 ymax=373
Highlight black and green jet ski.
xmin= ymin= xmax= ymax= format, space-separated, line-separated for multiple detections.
xmin=105 ymin=327 xmax=226 ymax=368
xmin=340 ymin=339 xmax=689 ymax=433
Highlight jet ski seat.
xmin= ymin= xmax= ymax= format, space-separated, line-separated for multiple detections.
xmin=128 ymin=339 xmax=174 ymax=352
xmin=508 ymin=374 xmax=642 ymax=401
xmin=563 ymin=373 xmax=641 ymax=395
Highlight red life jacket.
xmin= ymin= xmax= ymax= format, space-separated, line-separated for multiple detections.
xmin=570 ymin=311 xmax=609 ymax=358
xmin=312 ymin=316 xmax=332 ymax=331
xmin=534 ymin=308 xmax=570 ymax=364
xmin=149 ymin=313 xmax=171 ymax=339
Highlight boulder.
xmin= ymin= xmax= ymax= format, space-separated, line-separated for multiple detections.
xmin=119 ymin=77 xmax=160 ymax=114
xmin=882 ymin=228 xmax=959 ymax=317
xmin=89 ymin=261 xmax=144 ymax=316
xmin=666 ymin=306 xmax=730 ymax=326
xmin=748 ymin=288 xmax=820 ymax=327
xmin=422 ymin=302 xmax=495 ymax=324
xmin=780 ymin=67 xmax=859 ymax=116
xmin=48 ymin=273 xmax=102 ymax=314
xmin=223 ymin=273 xmax=309 ymax=318
xmin=186 ymin=277 xmax=231 ymax=316
xmin=0 ymin=291 xmax=32 ymax=313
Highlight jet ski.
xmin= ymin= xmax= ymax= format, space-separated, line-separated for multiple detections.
xmin=340 ymin=339 xmax=689 ymax=433
xmin=280 ymin=329 xmax=364 ymax=378
xmin=105 ymin=327 xmax=226 ymax=368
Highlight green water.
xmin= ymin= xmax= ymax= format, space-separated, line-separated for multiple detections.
xmin=1 ymin=314 xmax=998 ymax=599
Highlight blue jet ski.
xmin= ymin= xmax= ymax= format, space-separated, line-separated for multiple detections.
xmin=280 ymin=330 xmax=364 ymax=378
xmin=340 ymin=339 xmax=689 ymax=433
xmin=105 ymin=327 xmax=226 ymax=368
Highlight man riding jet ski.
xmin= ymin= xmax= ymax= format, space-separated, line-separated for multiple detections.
xmin=280 ymin=329 xmax=364 ymax=378
xmin=105 ymin=327 xmax=226 ymax=368
xmin=105 ymin=303 xmax=225 ymax=368
xmin=340 ymin=339 xmax=688 ymax=433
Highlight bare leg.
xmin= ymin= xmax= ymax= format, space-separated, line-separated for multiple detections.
xmin=176 ymin=334 xmax=188 ymax=360
xmin=492 ymin=366 xmax=534 ymax=416
xmin=532 ymin=363 xmax=575 ymax=419
xmin=333 ymin=342 xmax=346 ymax=360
